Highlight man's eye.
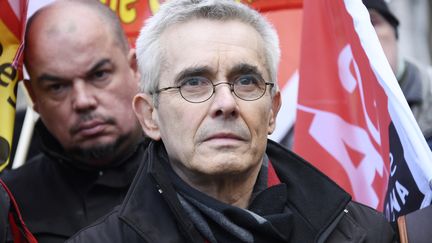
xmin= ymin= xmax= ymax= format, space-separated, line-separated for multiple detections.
xmin=181 ymin=77 xmax=210 ymax=87
xmin=91 ymin=70 xmax=109 ymax=81
xmin=48 ymin=83 xmax=66 ymax=92
xmin=236 ymin=75 xmax=260 ymax=86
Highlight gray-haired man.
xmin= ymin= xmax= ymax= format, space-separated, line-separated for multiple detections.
xmin=69 ymin=1 xmax=395 ymax=242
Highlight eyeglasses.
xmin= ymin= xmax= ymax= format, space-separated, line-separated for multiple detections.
xmin=153 ymin=75 xmax=274 ymax=103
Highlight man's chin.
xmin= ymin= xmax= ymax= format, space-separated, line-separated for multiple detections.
xmin=68 ymin=142 xmax=117 ymax=163
xmin=67 ymin=134 xmax=131 ymax=165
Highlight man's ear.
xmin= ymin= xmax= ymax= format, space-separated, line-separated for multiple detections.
xmin=133 ymin=93 xmax=161 ymax=140
xmin=127 ymin=48 xmax=141 ymax=87
xmin=23 ymin=79 xmax=38 ymax=113
xmin=268 ymin=90 xmax=281 ymax=135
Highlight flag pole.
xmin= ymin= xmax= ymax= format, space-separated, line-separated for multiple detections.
xmin=12 ymin=82 xmax=38 ymax=169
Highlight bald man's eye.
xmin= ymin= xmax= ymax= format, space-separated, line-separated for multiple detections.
xmin=48 ymin=83 xmax=67 ymax=92
xmin=91 ymin=70 xmax=109 ymax=80
xmin=88 ymin=69 xmax=112 ymax=87
xmin=43 ymin=82 xmax=71 ymax=99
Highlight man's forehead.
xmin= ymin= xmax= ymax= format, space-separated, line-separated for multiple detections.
xmin=157 ymin=19 xmax=268 ymax=82
xmin=30 ymin=3 xmax=106 ymax=41
xmin=31 ymin=57 xmax=113 ymax=86
xmin=160 ymin=20 xmax=265 ymax=59
xmin=175 ymin=63 xmax=262 ymax=77
xmin=161 ymin=18 xmax=261 ymax=44
xmin=27 ymin=13 xmax=116 ymax=65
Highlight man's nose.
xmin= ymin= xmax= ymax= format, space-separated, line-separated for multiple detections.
xmin=71 ymin=80 xmax=97 ymax=111
xmin=209 ymin=82 xmax=239 ymax=118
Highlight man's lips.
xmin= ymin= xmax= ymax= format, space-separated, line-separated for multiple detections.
xmin=203 ymin=133 xmax=245 ymax=142
xmin=73 ymin=120 xmax=107 ymax=137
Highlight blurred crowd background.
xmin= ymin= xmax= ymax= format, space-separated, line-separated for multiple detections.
xmin=390 ymin=0 xmax=431 ymax=66
xmin=15 ymin=0 xmax=432 ymax=110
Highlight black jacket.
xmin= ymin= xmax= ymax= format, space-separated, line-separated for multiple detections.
xmin=68 ymin=140 xmax=396 ymax=242
xmin=0 ymin=181 xmax=9 ymax=243
xmin=1 ymin=121 xmax=147 ymax=243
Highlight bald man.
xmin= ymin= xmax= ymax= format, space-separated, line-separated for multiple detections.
xmin=1 ymin=1 xmax=146 ymax=242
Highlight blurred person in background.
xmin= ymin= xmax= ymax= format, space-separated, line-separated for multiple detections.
xmin=1 ymin=0 xmax=147 ymax=242
xmin=363 ymin=0 xmax=432 ymax=148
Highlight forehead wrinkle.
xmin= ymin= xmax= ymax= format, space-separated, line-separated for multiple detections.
xmin=161 ymin=19 xmax=268 ymax=83
xmin=210 ymin=40 xmax=267 ymax=82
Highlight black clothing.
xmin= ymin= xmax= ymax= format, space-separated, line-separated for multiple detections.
xmin=1 ymin=120 xmax=147 ymax=243
xmin=166 ymin=155 xmax=292 ymax=243
xmin=0 ymin=179 xmax=37 ymax=243
xmin=0 ymin=180 xmax=10 ymax=242
xmin=398 ymin=60 xmax=432 ymax=140
xmin=68 ymin=140 xmax=396 ymax=243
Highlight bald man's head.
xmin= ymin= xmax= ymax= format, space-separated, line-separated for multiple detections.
xmin=24 ymin=0 xmax=128 ymax=72
xmin=21 ymin=0 xmax=143 ymax=165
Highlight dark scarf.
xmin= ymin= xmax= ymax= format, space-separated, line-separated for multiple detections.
xmin=165 ymin=156 xmax=294 ymax=243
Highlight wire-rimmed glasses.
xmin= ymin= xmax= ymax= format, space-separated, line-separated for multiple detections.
xmin=153 ymin=75 xmax=274 ymax=103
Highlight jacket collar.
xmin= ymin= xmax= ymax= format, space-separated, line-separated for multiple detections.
xmin=118 ymin=141 xmax=203 ymax=242
xmin=266 ymin=140 xmax=351 ymax=236
xmin=35 ymin=119 xmax=147 ymax=188
xmin=119 ymin=140 xmax=351 ymax=241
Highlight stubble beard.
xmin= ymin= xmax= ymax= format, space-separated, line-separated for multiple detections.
xmin=67 ymin=133 xmax=134 ymax=167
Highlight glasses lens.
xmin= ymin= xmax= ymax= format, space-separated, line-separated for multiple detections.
xmin=180 ymin=77 xmax=213 ymax=103
xmin=233 ymin=75 xmax=267 ymax=101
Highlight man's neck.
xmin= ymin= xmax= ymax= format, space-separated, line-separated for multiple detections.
xmin=173 ymin=162 xmax=262 ymax=209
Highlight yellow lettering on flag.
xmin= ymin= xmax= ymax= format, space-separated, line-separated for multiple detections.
xmin=0 ymin=19 xmax=19 ymax=171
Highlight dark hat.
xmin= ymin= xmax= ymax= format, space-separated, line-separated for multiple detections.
xmin=362 ymin=0 xmax=399 ymax=30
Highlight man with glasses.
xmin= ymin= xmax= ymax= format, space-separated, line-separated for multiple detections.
xmin=68 ymin=0 xmax=395 ymax=242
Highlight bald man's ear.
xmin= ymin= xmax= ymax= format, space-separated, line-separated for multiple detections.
xmin=23 ymin=79 xmax=38 ymax=113
xmin=127 ymin=49 xmax=141 ymax=87
xmin=128 ymin=48 xmax=138 ymax=72
xmin=268 ymin=90 xmax=281 ymax=135
xmin=133 ymin=93 xmax=161 ymax=141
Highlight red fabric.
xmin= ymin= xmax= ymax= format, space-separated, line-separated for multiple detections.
xmin=0 ymin=179 xmax=37 ymax=243
xmin=267 ymin=160 xmax=281 ymax=187
xmin=101 ymin=0 xmax=302 ymax=47
xmin=293 ymin=0 xmax=391 ymax=210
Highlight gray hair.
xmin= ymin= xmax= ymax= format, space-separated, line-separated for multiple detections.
xmin=135 ymin=0 xmax=280 ymax=99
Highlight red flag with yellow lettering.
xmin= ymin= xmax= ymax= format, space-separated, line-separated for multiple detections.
xmin=100 ymin=0 xmax=302 ymax=47
xmin=0 ymin=0 xmax=27 ymax=171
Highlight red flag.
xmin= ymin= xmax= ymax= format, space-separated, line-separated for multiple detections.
xmin=100 ymin=0 xmax=302 ymax=47
xmin=293 ymin=0 xmax=432 ymax=220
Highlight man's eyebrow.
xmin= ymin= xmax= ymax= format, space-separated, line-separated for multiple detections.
xmin=175 ymin=66 xmax=213 ymax=83
xmin=86 ymin=59 xmax=112 ymax=76
xmin=36 ymin=74 xmax=68 ymax=84
xmin=36 ymin=59 xmax=112 ymax=84
xmin=228 ymin=63 xmax=262 ymax=77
